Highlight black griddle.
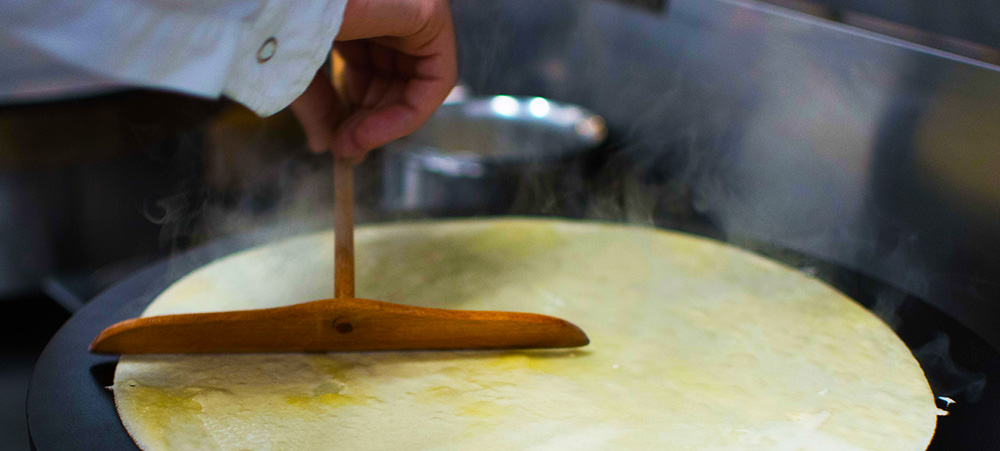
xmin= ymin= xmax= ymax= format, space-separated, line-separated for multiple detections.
xmin=27 ymin=229 xmax=1000 ymax=450
xmin=27 ymin=233 xmax=261 ymax=451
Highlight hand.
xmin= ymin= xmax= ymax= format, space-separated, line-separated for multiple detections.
xmin=290 ymin=0 xmax=457 ymax=161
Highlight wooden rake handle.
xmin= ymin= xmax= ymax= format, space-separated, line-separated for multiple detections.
xmin=334 ymin=158 xmax=354 ymax=299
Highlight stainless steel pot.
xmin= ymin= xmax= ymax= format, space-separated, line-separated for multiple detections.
xmin=379 ymin=96 xmax=606 ymax=216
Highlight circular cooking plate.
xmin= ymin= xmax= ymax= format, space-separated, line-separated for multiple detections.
xmin=27 ymin=234 xmax=260 ymax=451
xmin=27 ymin=229 xmax=1000 ymax=450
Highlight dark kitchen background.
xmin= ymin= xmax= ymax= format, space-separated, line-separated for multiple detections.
xmin=4 ymin=0 xmax=1000 ymax=449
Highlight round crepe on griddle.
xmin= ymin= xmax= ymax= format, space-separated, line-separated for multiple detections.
xmin=113 ymin=219 xmax=937 ymax=450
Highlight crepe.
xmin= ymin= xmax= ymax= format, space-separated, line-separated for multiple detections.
xmin=113 ymin=219 xmax=937 ymax=450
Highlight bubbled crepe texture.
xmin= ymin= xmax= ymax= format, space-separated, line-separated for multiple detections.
xmin=114 ymin=219 xmax=937 ymax=450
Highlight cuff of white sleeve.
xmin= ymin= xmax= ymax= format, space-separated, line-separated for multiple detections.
xmin=223 ymin=0 xmax=348 ymax=116
xmin=3 ymin=0 xmax=247 ymax=101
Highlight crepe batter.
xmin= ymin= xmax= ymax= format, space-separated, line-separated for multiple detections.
xmin=113 ymin=219 xmax=937 ymax=450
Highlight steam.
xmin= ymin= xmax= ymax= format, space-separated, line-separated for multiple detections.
xmin=136 ymin=3 xmax=991 ymax=394
xmin=582 ymin=169 xmax=659 ymax=225
xmin=915 ymin=332 xmax=987 ymax=403
xmin=143 ymin=110 xmax=341 ymax=281
xmin=870 ymin=286 xmax=908 ymax=329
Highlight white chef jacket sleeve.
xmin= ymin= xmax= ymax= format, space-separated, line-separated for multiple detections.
xmin=1 ymin=0 xmax=348 ymax=116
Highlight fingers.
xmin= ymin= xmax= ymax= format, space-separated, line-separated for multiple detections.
xmin=327 ymin=110 xmax=375 ymax=158
xmin=311 ymin=0 xmax=457 ymax=158
xmin=289 ymin=72 xmax=347 ymax=153
xmin=361 ymin=46 xmax=456 ymax=152
xmin=345 ymin=1 xmax=457 ymax=154
xmin=337 ymin=0 xmax=429 ymax=41
xmin=360 ymin=74 xmax=392 ymax=108
xmin=352 ymin=104 xmax=422 ymax=152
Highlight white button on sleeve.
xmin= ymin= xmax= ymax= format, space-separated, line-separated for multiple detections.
xmin=221 ymin=0 xmax=348 ymax=116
